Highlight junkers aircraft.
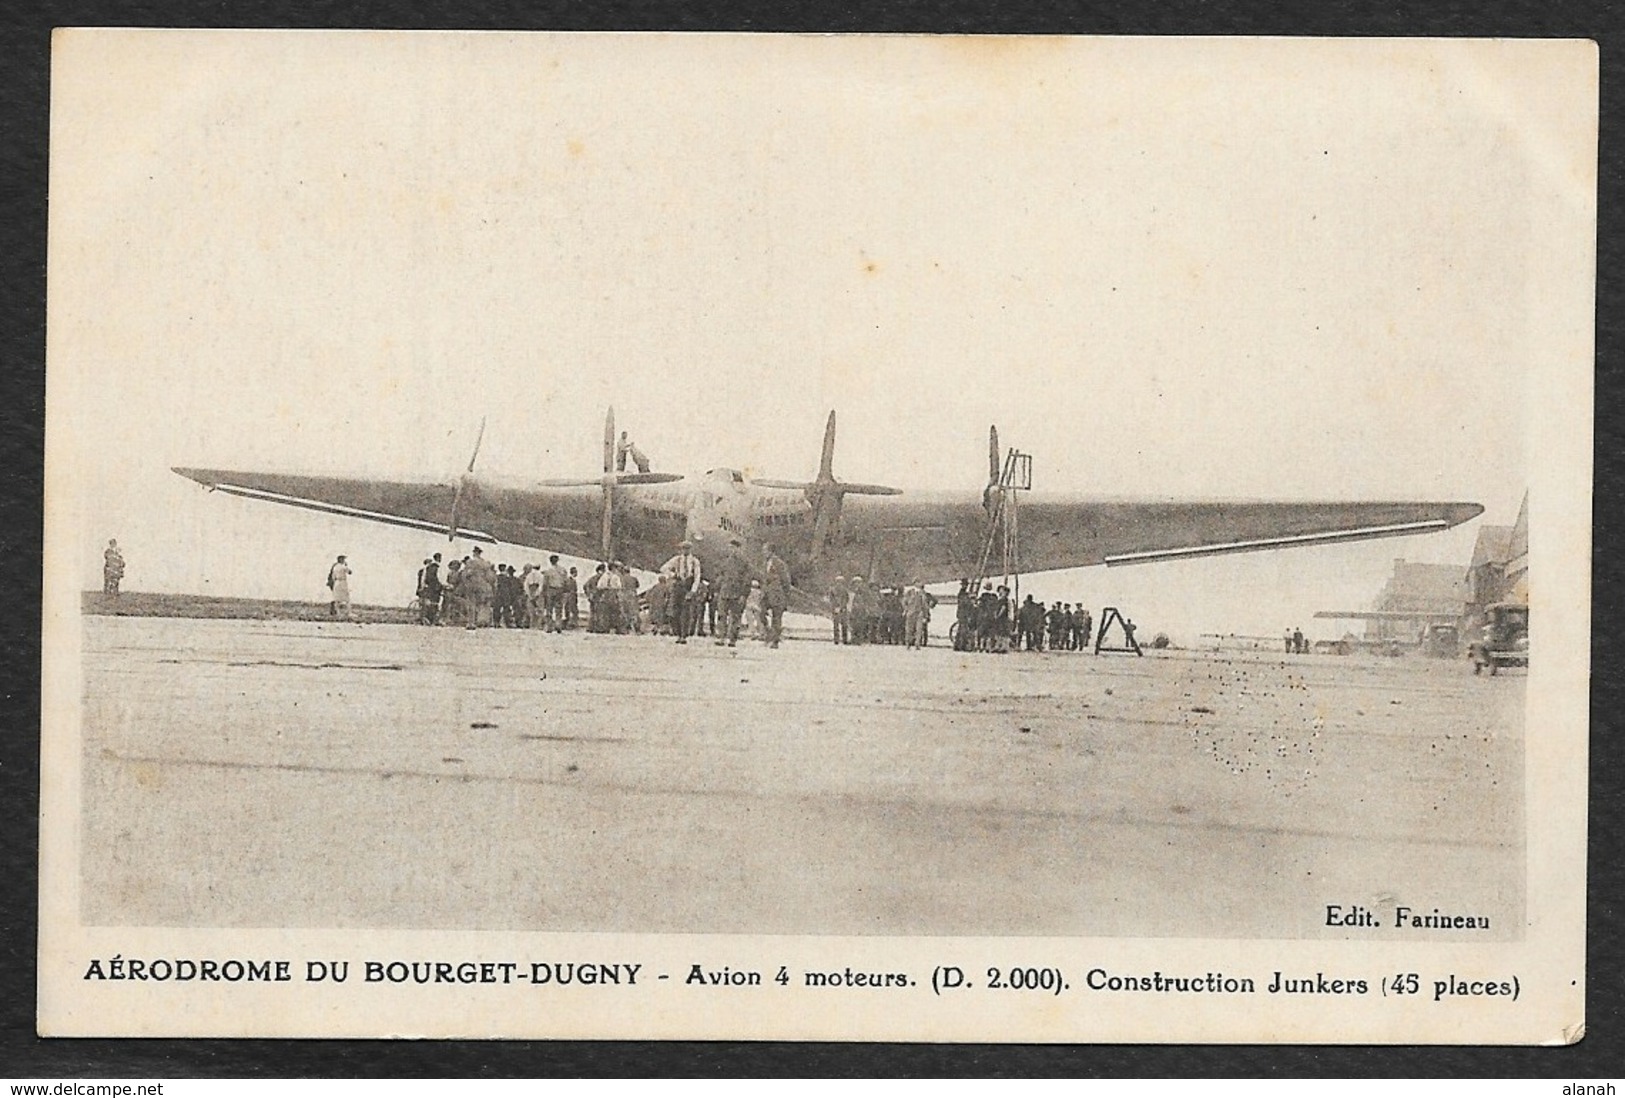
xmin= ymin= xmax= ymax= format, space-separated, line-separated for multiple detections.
xmin=174 ymin=409 xmax=1483 ymax=612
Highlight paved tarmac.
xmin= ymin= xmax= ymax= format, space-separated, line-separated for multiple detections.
xmin=78 ymin=616 xmax=1524 ymax=938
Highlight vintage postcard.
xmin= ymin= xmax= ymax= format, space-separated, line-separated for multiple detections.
xmin=39 ymin=31 xmax=1594 ymax=1041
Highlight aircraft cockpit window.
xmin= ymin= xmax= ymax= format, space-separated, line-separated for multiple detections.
xmin=731 ymin=471 xmax=744 ymax=485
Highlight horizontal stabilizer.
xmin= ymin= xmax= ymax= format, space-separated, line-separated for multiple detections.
xmin=535 ymin=472 xmax=684 ymax=487
xmin=614 ymin=472 xmax=684 ymax=485
xmin=753 ymin=478 xmax=900 ymax=496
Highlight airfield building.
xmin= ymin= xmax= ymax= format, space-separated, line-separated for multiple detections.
xmin=1463 ymin=491 xmax=1528 ymax=633
xmin=1504 ymin=491 xmax=1529 ymax=602
xmin=1367 ymin=559 xmax=1470 ymax=643
xmin=1466 ymin=525 xmax=1515 ymax=610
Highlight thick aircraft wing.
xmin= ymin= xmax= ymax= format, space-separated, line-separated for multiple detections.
xmin=171 ymin=467 xmax=608 ymax=561
xmin=838 ymin=493 xmax=1484 ymax=585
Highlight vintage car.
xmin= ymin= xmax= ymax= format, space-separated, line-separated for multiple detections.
xmin=1420 ymin=622 xmax=1461 ymax=659
xmin=1469 ymin=603 xmax=1529 ymax=675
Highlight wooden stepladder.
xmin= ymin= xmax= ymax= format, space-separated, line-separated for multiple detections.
xmin=1094 ymin=606 xmax=1142 ymax=656
xmin=972 ymin=448 xmax=1033 ymax=605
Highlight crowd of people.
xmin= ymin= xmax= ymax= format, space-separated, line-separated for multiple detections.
xmin=407 ymin=540 xmax=794 ymax=647
xmin=410 ymin=547 xmax=582 ymax=630
xmin=826 ymin=577 xmax=937 ymax=648
xmin=398 ymin=543 xmax=1112 ymax=655
xmin=1018 ymin=594 xmax=1095 ymax=652
xmin=952 ymin=581 xmax=1098 ymax=655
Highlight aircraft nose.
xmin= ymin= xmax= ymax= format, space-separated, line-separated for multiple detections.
xmin=1447 ymin=502 xmax=1487 ymax=527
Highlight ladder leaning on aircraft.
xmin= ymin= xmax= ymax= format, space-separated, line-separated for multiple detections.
xmin=970 ymin=430 xmax=1033 ymax=603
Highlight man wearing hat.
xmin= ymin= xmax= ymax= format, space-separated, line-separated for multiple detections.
xmin=420 ymin=552 xmax=443 ymax=625
xmin=616 ymin=561 xmax=641 ymax=634
xmin=712 ymin=541 xmax=752 ymax=647
xmin=540 ymin=553 xmax=570 ymax=632
xmin=462 ymin=546 xmax=495 ymax=629
xmin=827 ymin=575 xmax=848 ymax=645
xmin=660 ymin=539 xmax=702 ymax=644
xmin=416 ymin=558 xmax=434 ymax=624
xmin=760 ymin=543 xmax=791 ymax=649
xmin=903 ymin=580 xmax=931 ymax=649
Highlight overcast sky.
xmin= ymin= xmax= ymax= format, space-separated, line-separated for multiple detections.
xmin=46 ymin=33 xmax=1593 ymax=641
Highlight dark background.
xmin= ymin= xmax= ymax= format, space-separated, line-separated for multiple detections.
xmin=2 ymin=0 xmax=1618 ymax=1078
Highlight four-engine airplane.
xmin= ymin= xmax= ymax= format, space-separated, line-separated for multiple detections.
xmin=174 ymin=409 xmax=1483 ymax=608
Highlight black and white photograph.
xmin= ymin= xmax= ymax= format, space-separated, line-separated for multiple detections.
xmin=39 ymin=31 xmax=1593 ymax=1041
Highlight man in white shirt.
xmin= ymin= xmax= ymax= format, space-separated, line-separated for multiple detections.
xmin=520 ymin=564 xmax=541 ymax=628
xmin=660 ymin=540 xmax=702 ymax=644
xmin=616 ymin=431 xmax=652 ymax=474
xmin=597 ymin=563 xmax=623 ymax=633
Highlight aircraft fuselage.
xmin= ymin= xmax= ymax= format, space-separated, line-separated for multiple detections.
xmin=617 ymin=468 xmax=817 ymax=574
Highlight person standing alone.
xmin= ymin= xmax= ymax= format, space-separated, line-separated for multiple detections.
xmin=102 ymin=539 xmax=125 ymax=596
xmin=327 ymin=555 xmax=352 ymax=620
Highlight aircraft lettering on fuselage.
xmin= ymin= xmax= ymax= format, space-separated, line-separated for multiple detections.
xmin=173 ymin=406 xmax=1485 ymax=612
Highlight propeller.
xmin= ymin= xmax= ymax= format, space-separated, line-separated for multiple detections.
xmin=447 ymin=417 xmax=486 ymax=541
xmin=601 ymin=406 xmax=615 ymax=559
xmin=446 ymin=411 xmax=680 ymax=553
xmin=983 ymin=423 xmax=1001 ymax=519
xmin=753 ymin=411 xmax=900 ymax=562
xmin=544 ymin=407 xmax=675 ymax=560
